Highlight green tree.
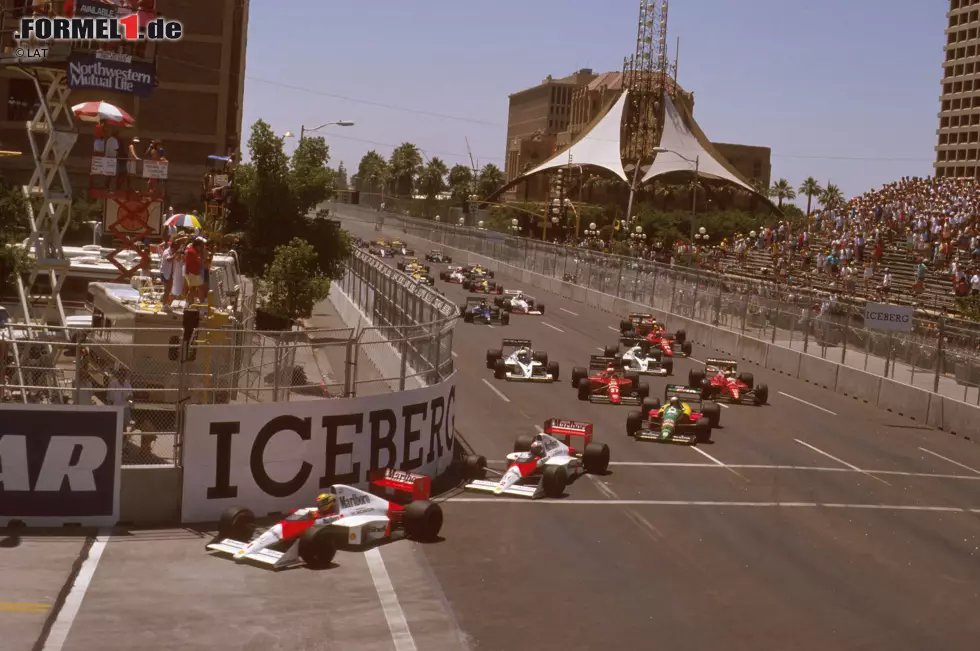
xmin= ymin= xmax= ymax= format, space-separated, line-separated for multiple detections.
xmin=768 ymin=178 xmax=796 ymax=208
xmin=418 ymin=157 xmax=449 ymax=200
xmin=355 ymin=150 xmax=390 ymax=194
xmin=335 ymin=161 xmax=349 ymax=190
xmin=289 ymin=135 xmax=334 ymax=215
xmin=798 ymin=177 xmax=822 ymax=216
xmin=447 ymin=164 xmax=474 ymax=208
xmin=261 ymin=237 xmax=332 ymax=322
xmin=819 ymin=182 xmax=845 ymax=210
xmin=389 ymin=142 xmax=422 ymax=197
xmin=0 ymin=187 xmax=32 ymax=299
xmin=476 ymin=163 xmax=506 ymax=199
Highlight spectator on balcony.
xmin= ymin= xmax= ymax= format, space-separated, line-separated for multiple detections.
xmin=104 ymin=129 xmax=120 ymax=189
xmin=126 ymin=136 xmax=141 ymax=190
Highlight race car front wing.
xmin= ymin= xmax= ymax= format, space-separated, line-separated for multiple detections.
xmin=589 ymin=394 xmax=643 ymax=406
xmin=633 ymin=427 xmax=697 ymax=444
xmin=463 ymin=479 xmax=544 ymax=499
xmin=504 ymin=371 xmax=555 ymax=382
xmin=206 ymin=538 xmax=301 ymax=569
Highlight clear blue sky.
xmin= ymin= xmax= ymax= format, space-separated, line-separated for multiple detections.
xmin=242 ymin=0 xmax=946 ymax=205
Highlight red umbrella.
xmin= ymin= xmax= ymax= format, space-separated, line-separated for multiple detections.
xmin=71 ymin=101 xmax=135 ymax=127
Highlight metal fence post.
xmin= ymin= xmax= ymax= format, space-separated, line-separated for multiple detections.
xmin=272 ymin=337 xmax=281 ymax=400
xmin=934 ymin=316 xmax=944 ymax=394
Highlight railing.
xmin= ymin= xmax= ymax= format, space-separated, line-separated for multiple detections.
xmin=337 ymin=203 xmax=980 ymax=406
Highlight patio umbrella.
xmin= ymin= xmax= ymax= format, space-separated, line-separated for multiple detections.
xmin=71 ymin=101 xmax=135 ymax=127
xmin=165 ymin=214 xmax=203 ymax=230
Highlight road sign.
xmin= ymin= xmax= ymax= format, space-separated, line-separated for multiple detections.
xmin=864 ymin=302 xmax=913 ymax=333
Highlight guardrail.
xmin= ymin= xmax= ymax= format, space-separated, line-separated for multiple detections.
xmin=337 ymin=203 xmax=980 ymax=407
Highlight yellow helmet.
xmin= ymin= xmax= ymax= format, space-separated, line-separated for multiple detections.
xmin=316 ymin=493 xmax=336 ymax=510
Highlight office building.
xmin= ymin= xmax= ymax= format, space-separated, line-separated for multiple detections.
xmin=936 ymin=0 xmax=980 ymax=178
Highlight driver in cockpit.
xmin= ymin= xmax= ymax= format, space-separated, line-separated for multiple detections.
xmin=516 ymin=346 xmax=532 ymax=365
xmin=527 ymin=439 xmax=547 ymax=459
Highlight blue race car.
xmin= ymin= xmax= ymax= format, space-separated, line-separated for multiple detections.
xmin=460 ymin=297 xmax=510 ymax=325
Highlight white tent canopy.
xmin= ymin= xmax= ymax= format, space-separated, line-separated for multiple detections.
xmin=641 ymin=94 xmax=753 ymax=191
xmin=523 ymin=90 xmax=630 ymax=182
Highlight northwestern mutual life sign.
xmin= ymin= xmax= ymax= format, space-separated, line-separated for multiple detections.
xmin=68 ymin=52 xmax=156 ymax=97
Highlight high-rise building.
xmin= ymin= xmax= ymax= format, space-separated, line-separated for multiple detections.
xmin=936 ymin=0 xmax=980 ymax=178
xmin=0 ymin=0 xmax=249 ymax=209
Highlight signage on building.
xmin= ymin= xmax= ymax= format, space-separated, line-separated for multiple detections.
xmin=142 ymin=160 xmax=169 ymax=180
xmin=0 ymin=405 xmax=123 ymax=527
xmin=68 ymin=52 xmax=157 ymax=97
xmin=90 ymin=156 xmax=117 ymax=177
xmin=180 ymin=376 xmax=457 ymax=523
xmin=864 ymin=302 xmax=914 ymax=333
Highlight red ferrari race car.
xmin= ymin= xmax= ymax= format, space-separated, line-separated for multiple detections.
xmin=463 ymin=419 xmax=610 ymax=499
xmin=619 ymin=319 xmax=692 ymax=358
xmin=205 ymin=469 xmax=442 ymax=570
xmin=625 ymin=385 xmax=721 ymax=445
xmin=570 ymin=355 xmax=650 ymax=405
xmin=688 ymin=358 xmax=769 ymax=406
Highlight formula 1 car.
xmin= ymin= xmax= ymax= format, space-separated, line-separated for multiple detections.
xmin=688 ymin=358 xmax=769 ymax=406
xmin=461 ymin=297 xmax=510 ymax=325
xmin=397 ymin=257 xmax=430 ymax=274
xmin=494 ymin=290 xmax=545 ymax=315
xmin=570 ymin=356 xmax=649 ymax=405
xmin=463 ymin=264 xmax=494 ymax=279
xmin=353 ymin=238 xmax=369 ymax=249
xmin=439 ymin=266 xmax=467 ymax=283
xmin=619 ymin=312 xmax=665 ymax=336
xmin=369 ymin=245 xmax=394 ymax=257
xmin=425 ymin=249 xmax=452 ymax=263
xmin=620 ymin=327 xmax=692 ymax=358
xmin=625 ymin=385 xmax=720 ymax=445
xmin=205 ymin=469 xmax=443 ymax=570
xmin=464 ymin=278 xmax=504 ymax=294
xmin=409 ymin=269 xmax=436 ymax=285
xmin=463 ymin=419 xmax=609 ymax=498
xmin=486 ymin=338 xmax=558 ymax=381
xmin=602 ymin=340 xmax=672 ymax=376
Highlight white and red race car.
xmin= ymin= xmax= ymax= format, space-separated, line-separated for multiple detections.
xmin=464 ymin=419 xmax=609 ymax=499
xmin=206 ymin=469 xmax=443 ymax=570
xmin=439 ymin=266 xmax=467 ymax=283
xmin=494 ymin=290 xmax=545 ymax=315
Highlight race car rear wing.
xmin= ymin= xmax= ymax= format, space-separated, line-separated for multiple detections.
xmin=502 ymin=289 xmax=522 ymax=296
xmin=543 ymin=419 xmax=594 ymax=439
xmin=369 ymin=468 xmax=432 ymax=502
xmin=589 ymin=355 xmax=623 ymax=370
xmin=627 ymin=312 xmax=655 ymax=322
xmin=502 ymin=338 xmax=533 ymax=348
xmin=665 ymin=384 xmax=703 ymax=401
xmin=706 ymin=358 xmax=738 ymax=369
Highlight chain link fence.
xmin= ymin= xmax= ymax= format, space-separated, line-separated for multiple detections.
xmin=340 ymin=203 xmax=980 ymax=405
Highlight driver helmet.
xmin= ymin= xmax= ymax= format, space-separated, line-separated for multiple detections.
xmin=725 ymin=366 xmax=737 ymax=378
xmin=518 ymin=347 xmax=531 ymax=364
xmin=480 ymin=299 xmax=488 ymax=306
xmin=516 ymin=292 xmax=523 ymax=300
xmin=606 ymin=362 xmax=616 ymax=373
xmin=528 ymin=440 xmax=546 ymax=457
xmin=316 ymin=493 xmax=337 ymax=515
xmin=668 ymin=396 xmax=681 ymax=409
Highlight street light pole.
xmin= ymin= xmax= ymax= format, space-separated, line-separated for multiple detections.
xmin=299 ymin=120 xmax=355 ymax=143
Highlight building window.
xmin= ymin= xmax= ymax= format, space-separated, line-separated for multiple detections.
xmin=6 ymin=79 xmax=37 ymax=121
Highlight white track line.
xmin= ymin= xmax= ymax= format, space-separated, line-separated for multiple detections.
xmin=795 ymin=439 xmax=890 ymax=485
xmin=919 ymin=447 xmax=980 ymax=476
xmin=445 ymin=498 xmax=980 ymax=514
xmin=542 ymin=322 xmax=565 ymax=333
xmin=716 ymin=402 xmax=729 ymax=409
xmin=688 ymin=357 xmax=705 ymax=364
xmin=481 ymin=378 xmax=510 ymax=403
xmin=588 ymin=474 xmax=619 ymax=500
xmin=43 ymin=530 xmax=110 ymax=651
xmin=560 ymin=308 xmax=579 ymax=316
xmin=608 ymin=326 xmax=620 ymax=332
xmin=778 ymin=391 xmax=837 ymax=416
xmin=365 ymin=548 xmax=418 ymax=651
xmin=596 ymin=347 xmax=604 ymax=352
xmin=690 ymin=447 xmax=745 ymax=480
xmin=451 ymin=351 xmax=458 ymax=358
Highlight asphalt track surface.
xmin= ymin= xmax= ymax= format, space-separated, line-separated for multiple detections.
xmin=2 ymin=213 xmax=978 ymax=651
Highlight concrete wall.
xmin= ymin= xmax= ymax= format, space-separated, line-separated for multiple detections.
xmin=119 ymin=466 xmax=182 ymax=526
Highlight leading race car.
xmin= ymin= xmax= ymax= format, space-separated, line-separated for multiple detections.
xmin=464 ymin=277 xmax=504 ymax=294
xmin=486 ymin=338 xmax=558 ymax=382
xmin=461 ymin=296 xmax=510 ymax=325
xmin=602 ymin=340 xmax=672 ymax=376
xmin=688 ymin=358 xmax=769 ymax=406
xmin=205 ymin=469 xmax=443 ymax=570
xmin=570 ymin=356 xmax=649 ymax=405
xmin=397 ymin=257 xmax=430 ymax=274
xmin=463 ymin=419 xmax=610 ymax=499
xmin=619 ymin=312 xmax=663 ymax=336
xmin=494 ymin=290 xmax=545 ymax=315
xmin=439 ymin=266 xmax=467 ymax=283
xmin=625 ymin=385 xmax=720 ymax=445
xmin=425 ymin=249 xmax=452 ymax=263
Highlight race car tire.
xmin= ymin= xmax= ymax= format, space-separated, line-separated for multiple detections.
xmin=503 ymin=303 xmax=513 ymax=313
xmin=738 ymin=372 xmax=755 ymax=389
xmin=695 ymin=419 xmax=712 ymax=444
xmin=464 ymin=311 xmax=474 ymax=323
xmin=465 ymin=454 xmax=487 ymax=479
xmin=626 ymin=411 xmax=643 ymax=437
xmin=424 ymin=265 xmax=431 ymax=274
xmin=462 ymin=280 xmax=471 ymax=290
xmin=571 ymin=366 xmax=588 ymax=388
xmin=446 ymin=257 xmax=452 ymax=264
xmin=486 ymin=349 xmax=501 ymax=369
xmin=702 ymin=401 xmax=722 ymax=428
xmin=681 ymin=342 xmax=693 ymax=357
xmin=637 ymin=324 xmax=652 ymax=336
xmin=619 ymin=319 xmax=632 ymax=334
xmin=514 ymin=435 xmax=534 ymax=453
xmin=542 ymin=465 xmax=568 ymax=498
xmin=583 ymin=442 xmax=610 ymax=474
xmin=538 ymin=304 xmax=545 ymax=314
xmin=298 ymin=526 xmax=337 ymax=569
xmin=218 ymin=506 xmax=256 ymax=542
xmin=533 ymin=350 xmax=548 ymax=365
xmin=500 ymin=313 xmax=510 ymax=326
xmin=396 ymin=263 xmax=405 ymax=271
xmin=638 ymin=381 xmax=650 ymax=400
xmin=440 ymin=272 xmax=449 ymax=281
xmin=675 ymin=329 xmax=687 ymax=344
xmin=689 ymin=369 xmax=705 ymax=387
xmin=662 ymin=359 xmax=674 ymax=376
xmin=493 ymin=297 xmax=504 ymax=307
xmin=577 ymin=377 xmax=591 ymax=401
xmin=546 ymin=361 xmax=560 ymax=381
xmin=754 ymin=383 xmax=769 ymax=405
xmin=603 ymin=345 xmax=619 ymax=358
xmin=488 ymin=271 xmax=495 ymax=278
xmin=494 ymin=359 xmax=507 ymax=379
xmin=404 ymin=500 xmax=444 ymax=541
xmin=642 ymin=397 xmax=661 ymax=414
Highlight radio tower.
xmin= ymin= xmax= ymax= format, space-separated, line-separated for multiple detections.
xmin=621 ymin=0 xmax=673 ymax=166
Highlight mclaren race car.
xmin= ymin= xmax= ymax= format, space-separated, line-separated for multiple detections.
xmin=625 ymin=385 xmax=720 ymax=445
xmin=206 ymin=469 xmax=443 ymax=570
xmin=494 ymin=290 xmax=545 ymax=315
xmin=602 ymin=340 xmax=672 ymax=376
xmin=689 ymin=358 xmax=769 ymax=406
xmin=486 ymin=338 xmax=559 ymax=382
xmin=461 ymin=297 xmax=510 ymax=325
xmin=425 ymin=249 xmax=453 ymax=263
xmin=439 ymin=266 xmax=467 ymax=283
xmin=570 ymin=356 xmax=649 ymax=405
xmin=463 ymin=419 xmax=609 ymax=499
xmin=464 ymin=277 xmax=504 ymax=294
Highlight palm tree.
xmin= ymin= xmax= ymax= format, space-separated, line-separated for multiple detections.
xmin=388 ymin=143 xmax=423 ymax=197
xmin=819 ymin=182 xmax=845 ymax=210
xmin=418 ymin=157 xmax=449 ymax=201
xmin=798 ymin=177 xmax=822 ymax=216
xmin=768 ymin=178 xmax=796 ymax=209
xmin=447 ymin=164 xmax=474 ymax=207
xmin=356 ymin=150 xmax=387 ymax=193
xmin=476 ymin=163 xmax=506 ymax=199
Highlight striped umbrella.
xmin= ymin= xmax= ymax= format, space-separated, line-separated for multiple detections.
xmin=71 ymin=101 xmax=136 ymax=126
xmin=165 ymin=214 xmax=203 ymax=230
